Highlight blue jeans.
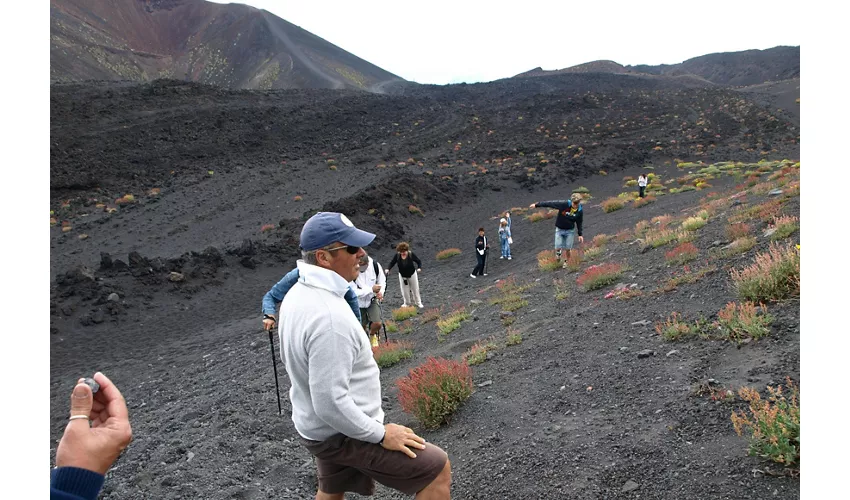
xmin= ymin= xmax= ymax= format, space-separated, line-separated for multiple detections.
xmin=554 ymin=228 xmax=576 ymax=250
xmin=500 ymin=236 xmax=511 ymax=258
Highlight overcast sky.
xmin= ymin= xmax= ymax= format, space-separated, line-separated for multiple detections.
xmin=213 ymin=0 xmax=799 ymax=85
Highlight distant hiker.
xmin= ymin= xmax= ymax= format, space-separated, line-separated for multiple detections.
xmin=354 ymin=251 xmax=386 ymax=348
xmin=262 ymin=269 xmax=361 ymax=331
xmin=498 ymin=217 xmax=512 ymax=260
xmin=51 ymin=372 xmax=133 ymax=500
xmin=637 ymin=174 xmax=648 ymax=198
xmin=530 ymin=193 xmax=584 ymax=267
xmin=470 ymin=227 xmax=489 ymax=278
xmin=279 ymin=212 xmax=451 ymax=499
xmin=384 ymin=242 xmax=424 ymax=308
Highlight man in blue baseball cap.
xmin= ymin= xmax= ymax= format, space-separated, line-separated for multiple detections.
xmin=278 ymin=212 xmax=452 ymax=499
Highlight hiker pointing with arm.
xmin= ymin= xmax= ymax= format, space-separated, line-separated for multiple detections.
xmin=279 ymin=213 xmax=451 ymax=499
xmin=530 ymin=192 xmax=584 ymax=267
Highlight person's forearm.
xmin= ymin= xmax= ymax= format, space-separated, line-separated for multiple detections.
xmin=262 ymin=269 xmax=300 ymax=315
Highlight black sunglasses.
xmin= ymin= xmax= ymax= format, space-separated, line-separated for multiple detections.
xmin=324 ymin=244 xmax=361 ymax=255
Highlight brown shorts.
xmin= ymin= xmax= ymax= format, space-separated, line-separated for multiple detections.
xmin=301 ymin=433 xmax=448 ymax=496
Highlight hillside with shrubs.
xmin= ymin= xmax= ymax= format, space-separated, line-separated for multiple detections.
xmin=50 ymin=70 xmax=800 ymax=498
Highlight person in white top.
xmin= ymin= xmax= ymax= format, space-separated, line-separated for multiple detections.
xmin=637 ymin=174 xmax=648 ymax=198
xmin=354 ymin=251 xmax=386 ymax=347
xmin=279 ymin=212 xmax=451 ymax=499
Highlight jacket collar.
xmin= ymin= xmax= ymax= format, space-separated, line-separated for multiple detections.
xmin=296 ymin=260 xmax=351 ymax=297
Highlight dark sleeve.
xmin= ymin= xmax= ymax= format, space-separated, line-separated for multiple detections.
xmin=535 ymin=200 xmax=570 ymax=210
xmin=262 ymin=268 xmax=300 ymax=316
xmin=50 ymin=467 xmax=105 ymax=500
xmin=386 ymin=253 xmax=398 ymax=272
xmin=344 ymin=287 xmax=362 ymax=323
xmin=411 ymin=252 xmax=422 ymax=268
xmin=576 ymin=210 xmax=583 ymax=236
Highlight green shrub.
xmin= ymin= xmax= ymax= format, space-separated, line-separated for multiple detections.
xmin=464 ymin=338 xmax=499 ymax=365
xmin=715 ymin=302 xmax=773 ymax=343
xmin=436 ymin=307 xmax=470 ymax=335
xmin=372 ymin=340 xmax=414 ymax=368
xmin=602 ymin=198 xmax=625 ymax=213
xmin=731 ymin=378 xmax=799 ymax=466
xmin=392 ymin=306 xmax=418 ymax=321
xmin=436 ymin=248 xmax=462 ymax=260
xmin=731 ymin=243 xmax=800 ymax=302
xmin=682 ymin=216 xmax=707 ymax=231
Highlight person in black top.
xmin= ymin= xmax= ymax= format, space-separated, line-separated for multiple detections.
xmin=530 ymin=193 xmax=585 ymax=267
xmin=385 ymin=241 xmax=424 ymax=308
xmin=469 ymin=227 xmax=489 ymax=278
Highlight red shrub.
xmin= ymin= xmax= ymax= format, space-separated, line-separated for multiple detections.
xmin=576 ymin=262 xmax=624 ymax=291
xmin=726 ymin=223 xmax=751 ymax=241
xmin=665 ymin=242 xmax=699 ymax=265
xmin=396 ymin=357 xmax=473 ymax=429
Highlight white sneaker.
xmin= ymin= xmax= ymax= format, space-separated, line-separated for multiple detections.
xmin=470 ymin=274 xmax=476 ymax=278
xmin=483 ymin=273 xmax=488 ymax=276
xmin=500 ymin=256 xmax=504 ymax=259
xmin=417 ymin=303 xmax=424 ymax=308
xmin=402 ymin=303 xmax=410 ymax=307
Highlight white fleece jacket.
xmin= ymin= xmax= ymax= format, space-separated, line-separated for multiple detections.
xmin=279 ymin=261 xmax=385 ymax=443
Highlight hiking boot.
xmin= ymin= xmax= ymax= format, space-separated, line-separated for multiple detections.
xmin=370 ymin=335 xmax=379 ymax=348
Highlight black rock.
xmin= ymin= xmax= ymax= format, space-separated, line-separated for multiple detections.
xmin=99 ymin=252 xmax=113 ymax=270
xmin=128 ymin=251 xmax=149 ymax=268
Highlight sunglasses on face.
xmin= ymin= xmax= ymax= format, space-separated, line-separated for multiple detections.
xmin=324 ymin=244 xmax=361 ymax=255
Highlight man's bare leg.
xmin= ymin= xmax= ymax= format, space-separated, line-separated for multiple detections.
xmin=370 ymin=322 xmax=382 ymax=338
xmin=415 ymin=459 xmax=452 ymax=499
xmin=316 ymin=491 xmax=344 ymax=500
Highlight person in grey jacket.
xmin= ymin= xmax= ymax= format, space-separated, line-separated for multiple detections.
xmin=279 ymin=212 xmax=451 ymax=499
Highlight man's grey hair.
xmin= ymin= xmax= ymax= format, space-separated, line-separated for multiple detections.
xmin=359 ymin=250 xmax=369 ymax=264
xmin=302 ymin=249 xmax=319 ymax=265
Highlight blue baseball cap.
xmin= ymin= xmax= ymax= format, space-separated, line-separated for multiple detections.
xmin=299 ymin=212 xmax=376 ymax=251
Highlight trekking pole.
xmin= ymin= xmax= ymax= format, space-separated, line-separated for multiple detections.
xmin=267 ymin=329 xmax=282 ymax=415
xmin=378 ymin=300 xmax=389 ymax=343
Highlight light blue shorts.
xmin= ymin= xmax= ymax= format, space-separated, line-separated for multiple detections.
xmin=554 ymin=228 xmax=576 ymax=249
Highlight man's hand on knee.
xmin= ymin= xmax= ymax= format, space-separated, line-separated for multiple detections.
xmin=380 ymin=423 xmax=426 ymax=458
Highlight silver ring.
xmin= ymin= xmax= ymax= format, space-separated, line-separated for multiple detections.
xmin=69 ymin=415 xmax=89 ymax=421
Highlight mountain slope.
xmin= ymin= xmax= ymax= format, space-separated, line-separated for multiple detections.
xmin=50 ymin=0 xmax=404 ymax=90
xmin=514 ymin=46 xmax=799 ymax=87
